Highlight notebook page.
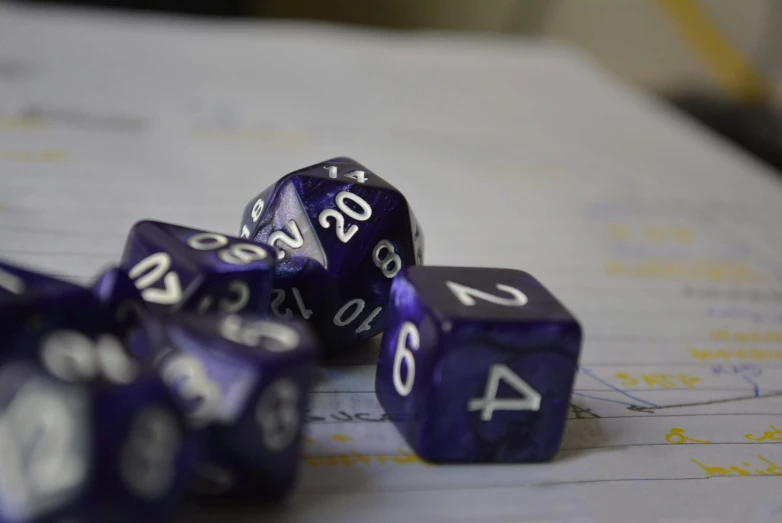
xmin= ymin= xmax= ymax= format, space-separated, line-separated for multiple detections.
xmin=1 ymin=4 xmax=782 ymax=522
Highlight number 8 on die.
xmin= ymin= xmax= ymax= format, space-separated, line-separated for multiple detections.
xmin=238 ymin=157 xmax=424 ymax=354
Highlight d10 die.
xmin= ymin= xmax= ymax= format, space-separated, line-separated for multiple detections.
xmin=239 ymin=157 xmax=424 ymax=353
xmin=138 ymin=313 xmax=317 ymax=499
xmin=375 ymin=266 xmax=581 ymax=463
xmin=120 ymin=220 xmax=276 ymax=315
xmin=0 ymin=314 xmax=196 ymax=522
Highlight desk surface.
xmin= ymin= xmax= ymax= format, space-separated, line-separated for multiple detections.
xmin=1 ymin=3 xmax=782 ymax=522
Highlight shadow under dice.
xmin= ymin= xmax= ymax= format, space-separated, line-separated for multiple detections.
xmin=139 ymin=313 xmax=317 ymax=500
xmin=239 ymin=157 xmax=422 ymax=353
xmin=120 ymin=221 xmax=276 ymax=316
xmin=0 ymin=299 xmax=195 ymax=523
xmin=375 ymin=266 xmax=582 ymax=463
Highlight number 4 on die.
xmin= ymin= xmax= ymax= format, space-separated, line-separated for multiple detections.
xmin=375 ymin=266 xmax=582 ymax=463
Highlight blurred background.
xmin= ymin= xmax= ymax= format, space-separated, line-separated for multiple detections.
xmin=17 ymin=0 xmax=782 ymax=173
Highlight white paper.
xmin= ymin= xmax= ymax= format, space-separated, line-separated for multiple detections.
xmin=1 ymin=3 xmax=782 ymax=522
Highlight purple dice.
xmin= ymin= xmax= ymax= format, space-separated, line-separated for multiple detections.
xmin=0 ymin=298 xmax=196 ymax=522
xmin=0 ymin=260 xmax=83 ymax=303
xmin=137 ymin=313 xmax=317 ymax=499
xmin=375 ymin=266 xmax=582 ymax=463
xmin=239 ymin=157 xmax=423 ymax=354
xmin=120 ymin=220 xmax=276 ymax=316
xmin=92 ymin=266 xmax=147 ymax=340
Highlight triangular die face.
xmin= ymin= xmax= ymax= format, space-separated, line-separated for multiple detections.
xmin=408 ymin=206 xmax=425 ymax=265
xmin=255 ymin=180 xmax=328 ymax=269
xmin=239 ymin=184 xmax=276 ymax=241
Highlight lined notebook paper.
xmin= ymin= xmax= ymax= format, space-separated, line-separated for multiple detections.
xmin=1 ymin=3 xmax=782 ymax=522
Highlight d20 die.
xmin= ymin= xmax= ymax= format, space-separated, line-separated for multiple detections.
xmin=120 ymin=221 xmax=276 ymax=315
xmin=375 ymin=266 xmax=582 ymax=463
xmin=239 ymin=157 xmax=422 ymax=352
xmin=139 ymin=313 xmax=317 ymax=500
xmin=0 ymin=320 xmax=196 ymax=522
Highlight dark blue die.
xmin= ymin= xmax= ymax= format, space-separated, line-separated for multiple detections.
xmin=137 ymin=312 xmax=317 ymax=500
xmin=0 ymin=260 xmax=83 ymax=303
xmin=0 ymin=297 xmax=196 ymax=523
xmin=375 ymin=266 xmax=582 ymax=463
xmin=92 ymin=266 xmax=147 ymax=343
xmin=0 ymin=261 xmax=112 ymax=351
xmin=239 ymin=157 xmax=423 ymax=353
xmin=120 ymin=220 xmax=276 ymax=316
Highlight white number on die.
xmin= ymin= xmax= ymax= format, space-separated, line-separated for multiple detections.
xmin=318 ymin=192 xmax=372 ymax=243
xmin=256 ymin=378 xmax=300 ymax=452
xmin=445 ymin=281 xmax=528 ymax=307
xmin=187 ymin=233 xmax=268 ymax=265
xmin=240 ymin=198 xmax=266 ymax=239
xmin=250 ymin=198 xmax=265 ymax=222
xmin=160 ymin=353 xmax=222 ymax=428
xmin=196 ymin=280 xmax=251 ymax=315
xmin=467 ymin=364 xmax=541 ymax=421
xmin=372 ymin=240 xmax=401 ymax=278
xmin=0 ymin=267 xmax=23 ymax=295
xmin=129 ymin=252 xmax=183 ymax=305
xmin=0 ymin=386 xmax=86 ymax=519
xmin=120 ymin=406 xmax=180 ymax=499
xmin=270 ymin=288 xmax=312 ymax=320
xmin=392 ymin=322 xmax=420 ymax=396
xmin=41 ymin=331 xmax=139 ymax=385
xmin=218 ymin=315 xmax=300 ymax=351
xmin=268 ymin=220 xmax=304 ymax=260
xmin=333 ymin=299 xmax=382 ymax=333
xmin=324 ymin=165 xmax=368 ymax=183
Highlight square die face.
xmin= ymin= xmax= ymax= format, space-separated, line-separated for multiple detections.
xmin=405 ymin=265 xmax=577 ymax=324
xmin=383 ymin=267 xmax=582 ymax=463
xmin=420 ymin=340 xmax=577 ymax=463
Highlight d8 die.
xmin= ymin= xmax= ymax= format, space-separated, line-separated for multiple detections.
xmin=120 ymin=220 xmax=276 ymax=315
xmin=0 ymin=297 xmax=196 ymax=522
xmin=375 ymin=266 xmax=582 ymax=463
xmin=138 ymin=313 xmax=317 ymax=499
xmin=239 ymin=157 xmax=424 ymax=353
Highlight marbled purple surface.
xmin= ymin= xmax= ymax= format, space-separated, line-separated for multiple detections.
xmin=376 ymin=266 xmax=582 ymax=463
xmin=137 ymin=312 xmax=317 ymax=500
xmin=120 ymin=220 xmax=276 ymax=316
xmin=239 ymin=157 xmax=422 ymax=354
xmin=0 ymin=338 xmax=195 ymax=522
xmin=92 ymin=266 xmax=147 ymax=345
xmin=0 ymin=260 xmax=111 ymax=350
xmin=0 ymin=259 xmax=85 ymax=303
